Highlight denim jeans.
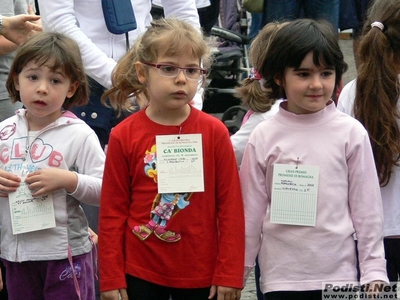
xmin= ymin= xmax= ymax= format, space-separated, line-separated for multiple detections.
xmin=262 ymin=0 xmax=339 ymax=30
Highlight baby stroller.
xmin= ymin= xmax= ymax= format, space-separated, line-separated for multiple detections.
xmin=202 ymin=0 xmax=250 ymax=134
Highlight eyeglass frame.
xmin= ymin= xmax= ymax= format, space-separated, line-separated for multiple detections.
xmin=141 ymin=61 xmax=206 ymax=81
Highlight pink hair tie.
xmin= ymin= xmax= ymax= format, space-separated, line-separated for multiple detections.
xmin=249 ymin=68 xmax=262 ymax=80
xmin=371 ymin=21 xmax=384 ymax=31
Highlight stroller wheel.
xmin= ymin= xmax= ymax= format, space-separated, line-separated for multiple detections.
xmin=222 ymin=105 xmax=248 ymax=135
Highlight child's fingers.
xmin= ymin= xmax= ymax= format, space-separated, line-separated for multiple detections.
xmin=0 ymin=174 xmax=21 ymax=193
xmin=0 ymin=170 xmax=20 ymax=181
xmin=27 ymin=4 xmax=35 ymax=15
xmin=209 ymin=285 xmax=217 ymax=299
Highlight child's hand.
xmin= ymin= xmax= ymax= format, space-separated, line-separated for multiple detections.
xmin=209 ymin=285 xmax=241 ymax=300
xmin=89 ymin=227 xmax=98 ymax=245
xmin=364 ymin=281 xmax=386 ymax=298
xmin=101 ymin=289 xmax=128 ymax=300
xmin=25 ymin=168 xmax=78 ymax=197
xmin=0 ymin=169 xmax=21 ymax=197
xmin=0 ymin=265 xmax=3 ymax=292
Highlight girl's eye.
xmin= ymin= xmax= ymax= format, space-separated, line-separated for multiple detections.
xmin=186 ymin=68 xmax=198 ymax=75
xmin=297 ymin=72 xmax=309 ymax=78
xmin=161 ymin=66 xmax=178 ymax=73
xmin=50 ymin=79 xmax=61 ymax=84
xmin=322 ymin=71 xmax=334 ymax=77
xmin=28 ymin=75 xmax=38 ymax=81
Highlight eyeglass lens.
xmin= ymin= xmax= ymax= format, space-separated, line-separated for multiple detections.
xmin=158 ymin=65 xmax=202 ymax=80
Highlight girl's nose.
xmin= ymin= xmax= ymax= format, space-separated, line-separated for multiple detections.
xmin=175 ymin=69 xmax=187 ymax=83
xmin=310 ymin=75 xmax=323 ymax=89
xmin=36 ymin=80 xmax=48 ymax=93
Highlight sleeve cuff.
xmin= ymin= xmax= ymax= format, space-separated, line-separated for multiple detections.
xmin=359 ymin=258 xmax=389 ymax=286
xmin=243 ymin=265 xmax=254 ymax=287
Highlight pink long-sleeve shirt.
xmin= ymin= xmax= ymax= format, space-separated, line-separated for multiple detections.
xmin=240 ymin=101 xmax=388 ymax=293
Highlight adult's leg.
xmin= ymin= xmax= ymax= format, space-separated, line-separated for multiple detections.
xmin=352 ymin=0 xmax=374 ymax=69
xmin=304 ymin=0 xmax=340 ymax=30
xmin=249 ymin=13 xmax=263 ymax=41
xmin=262 ymin=0 xmax=300 ymax=27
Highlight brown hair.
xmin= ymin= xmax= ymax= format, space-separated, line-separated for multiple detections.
xmin=102 ymin=17 xmax=214 ymax=115
xmin=354 ymin=0 xmax=400 ymax=186
xmin=6 ymin=32 xmax=89 ymax=110
xmin=235 ymin=22 xmax=288 ymax=112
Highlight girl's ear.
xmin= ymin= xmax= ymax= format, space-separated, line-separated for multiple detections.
xmin=135 ymin=62 xmax=147 ymax=84
xmin=66 ymin=81 xmax=79 ymax=98
xmin=274 ymin=75 xmax=282 ymax=86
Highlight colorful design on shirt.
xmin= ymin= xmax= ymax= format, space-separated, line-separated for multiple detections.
xmin=0 ymin=123 xmax=16 ymax=141
xmin=0 ymin=136 xmax=63 ymax=167
xmin=133 ymin=145 xmax=192 ymax=242
xmin=144 ymin=144 xmax=157 ymax=183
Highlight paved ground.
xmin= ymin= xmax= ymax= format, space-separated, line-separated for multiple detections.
xmin=240 ymin=37 xmax=358 ymax=300
xmin=242 ymin=269 xmax=259 ymax=300
xmin=340 ymin=37 xmax=357 ymax=85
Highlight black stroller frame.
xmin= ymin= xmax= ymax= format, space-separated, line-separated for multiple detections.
xmin=202 ymin=1 xmax=251 ymax=135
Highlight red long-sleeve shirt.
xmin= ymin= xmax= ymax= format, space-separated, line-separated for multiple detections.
xmin=99 ymin=107 xmax=244 ymax=292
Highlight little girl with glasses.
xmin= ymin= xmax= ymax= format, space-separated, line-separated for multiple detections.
xmin=98 ymin=18 xmax=244 ymax=300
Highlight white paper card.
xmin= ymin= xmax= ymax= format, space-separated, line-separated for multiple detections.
xmin=8 ymin=179 xmax=56 ymax=234
xmin=270 ymin=164 xmax=319 ymax=226
xmin=156 ymin=134 xmax=204 ymax=193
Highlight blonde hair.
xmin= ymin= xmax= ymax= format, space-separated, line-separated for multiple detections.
xmin=103 ymin=18 xmax=214 ymax=114
xmin=6 ymin=32 xmax=88 ymax=110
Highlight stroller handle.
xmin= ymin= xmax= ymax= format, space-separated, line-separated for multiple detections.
xmin=211 ymin=26 xmax=250 ymax=45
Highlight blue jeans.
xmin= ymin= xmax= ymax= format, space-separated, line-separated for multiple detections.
xmin=249 ymin=13 xmax=263 ymax=41
xmin=352 ymin=0 xmax=373 ymax=38
xmin=262 ymin=0 xmax=339 ymax=30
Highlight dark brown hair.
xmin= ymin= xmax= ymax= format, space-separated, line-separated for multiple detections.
xmin=6 ymin=32 xmax=89 ymax=110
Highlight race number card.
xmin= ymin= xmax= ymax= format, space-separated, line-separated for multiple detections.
xmin=8 ymin=178 xmax=56 ymax=234
xmin=156 ymin=134 xmax=204 ymax=193
xmin=270 ymin=164 xmax=319 ymax=226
